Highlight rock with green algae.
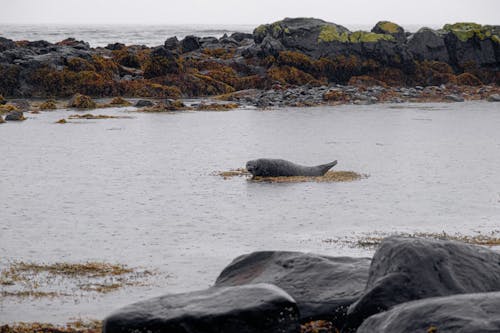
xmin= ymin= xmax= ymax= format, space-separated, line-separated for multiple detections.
xmin=442 ymin=22 xmax=500 ymax=42
xmin=371 ymin=21 xmax=406 ymax=42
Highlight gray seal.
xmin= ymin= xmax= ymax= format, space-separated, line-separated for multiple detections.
xmin=246 ymin=159 xmax=337 ymax=177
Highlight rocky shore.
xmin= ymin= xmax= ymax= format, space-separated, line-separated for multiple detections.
xmin=0 ymin=18 xmax=499 ymax=109
xmin=103 ymin=237 xmax=500 ymax=333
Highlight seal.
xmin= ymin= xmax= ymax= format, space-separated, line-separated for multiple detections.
xmin=246 ymin=159 xmax=338 ymax=177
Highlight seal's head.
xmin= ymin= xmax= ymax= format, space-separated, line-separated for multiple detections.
xmin=246 ymin=159 xmax=261 ymax=176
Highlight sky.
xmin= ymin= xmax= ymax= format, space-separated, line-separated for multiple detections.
xmin=1 ymin=0 xmax=499 ymax=26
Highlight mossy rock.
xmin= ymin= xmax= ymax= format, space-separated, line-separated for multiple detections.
xmin=442 ymin=22 xmax=500 ymax=43
xmin=371 ymin=21 xmax=405 ymax=42
xmin=318 ymin=26 xmax=394 ymax=43
xmin=39 ymin=99 xmax=57 ymax=110
xmin=318 ymin=25 xmax=349 ymax=43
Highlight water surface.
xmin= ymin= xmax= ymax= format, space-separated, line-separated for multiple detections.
xmin=1 ymin=101 xmax=500 ymax=322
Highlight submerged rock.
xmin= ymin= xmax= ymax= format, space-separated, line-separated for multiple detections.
xmin=215 ymin=251 xmax=370 ymax=324
xmin=357 ymin=292 xmax=500 ymax=333
xmin=103 ymin=283 xmax=299 ymax=333
xmin=344 ymin=237 xmax=500 ymax=331
xmin=5 ymin=110 xmax=25 ymax=121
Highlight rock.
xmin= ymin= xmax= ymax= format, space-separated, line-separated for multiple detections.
xmin=442 ymin=23 xmax=499 ymax=68
xmin=164 ymin=36 xmax=180 ymax=50
xmin=103 ymin=283 xmax=300 ymax=333
xmin=445 ymin=94 xmax=464 ymax=102
xmin=105 ymin=43 xmax=125 ymax=51
xmin=5 ymin=110 xmax=25 ymax=121
xmin=11 ymin=99 xmax=31 ymax=111
xmin=180 ymin=35 xmax=200 ymax=53
xmin=0 ymin=116 xmax=4 ymax=123
xmin=134 ymin=99 xmax=154 ymax=107
xmin=68 ymin=93 xmax=96 ymax=108
xmin=371 ymin=21 xmax=406 ymax=42
xmin=215 ymin=251 xmax=370 ymax=324
xmin=488 ymin=93 xmax=500 ymax=102
xmin=357 ymin=292 xmax=500 ymax=333
xmin=0 ymin=37 xmax=16 ymax=52
xmin=230 ymin=32 xmax=253 ymax=42
xmin=407 ymin=28 xmax=449 ymax=62
xmin=0 ymin=94 xmax=6 ymax=105
xmin=344 ymin=237 xmax=500 ymax=331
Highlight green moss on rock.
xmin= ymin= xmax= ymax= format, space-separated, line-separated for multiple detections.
xmin=443 ymin=22 xmax=499 ymax=43
xmin=318 ymin=25 xmax=349 ymax=43
xmin=348 ymin=31 xmax=394 ymax=43
xmin=377 ymin=21 xmax=401 ymax=34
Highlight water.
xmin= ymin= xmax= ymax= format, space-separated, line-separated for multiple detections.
xmin=1 ymin=101 xmax=500 ymax=323
xmin=0 ymin=24 xmax=433 ymax=47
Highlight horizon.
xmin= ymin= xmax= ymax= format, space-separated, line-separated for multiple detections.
xmin=1 ymin=0 xmax=498 ymax=26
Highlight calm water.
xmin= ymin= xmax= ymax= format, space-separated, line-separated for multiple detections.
xmin=0 ymin=24 xmax=431 ymax=47
xmin=1 ymin=101 xmax=500 ymax=322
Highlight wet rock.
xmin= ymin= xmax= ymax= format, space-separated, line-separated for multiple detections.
xmin=344 ymin=237 xmax=500 ymax=331
xmin=180 ymin=35 xmax=201 ymax=53
xmin=134 ymin=99 xmax=154 ymax=107
xmin=68 ymin=93 xmax=96 ymax=109
xmin=488 ymin=93 xmax=500 ymax=102
xmin=357 ymin=292 xmax=500 ymax=333
xmin=5 ymin=110 xmax=25 ymax=121
xmin=103 ymin=283 xmax=300 ymax=333
xmin=215 ymin=251 xmax=370 ymax=324
xmin=445 ymin=94 xmax=464 ymax=102
xmin=164 ymin=36 xmax=180 ymax=50
xmin=407 ymin=28 xmax=449 ymax=62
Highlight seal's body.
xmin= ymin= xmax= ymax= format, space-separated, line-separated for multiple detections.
xmin=246 ymin=159 xmax=337 ymax=177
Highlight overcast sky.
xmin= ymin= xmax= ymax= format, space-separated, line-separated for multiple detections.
xmin=1 ymin=0 xmax=499 ymax=26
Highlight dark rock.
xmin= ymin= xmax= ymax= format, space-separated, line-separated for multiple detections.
xmin=0 ymin=37 xmax=16 ymax=52
xmin=11 ymin=100 xmax=30 ymax=111
xmin=164 ymin=36 xmax=180 ymax=50
xmin=407 ymin=28 xmax=449 ymax=62
xmin=371 ymin=21 xmax=406 ymax=42
xmin=230 ymin=32 xmax=253 ymax=42
xmin=103 ymin=283 xmax=300 ymax=333
xmin=134 ymin=99 xmax=154 ymax=107
xmin=56 ymin=38 xmax=90 ymax=50
xmin=26 ymin=40 xmax=53 ymax=48
xmin=487 ymin=93 xmax=500 ymax=102
xmin=445 ymin=94 xmax=464 ymax=102
xmin=5 ymin=110 xmax=25 ymax=121
xmin=215 ymin=251 xmax=370 ymax=324
xmin=105 ymin=43 xmax=126 ymax=51
xmin=199 ymin=37 xmax=219 ymax=46
xmin=180 ymin=35 xmax=201 ymax=53
xmin=258 ymin=36 xmax=285 ymax=57
xmin=150 ymin=46 xmax=173 ymax=58
xmin=357 ymin=292 xmax=500 ymax=333
xmin=344 ymin=237 xmax=500 ymax=331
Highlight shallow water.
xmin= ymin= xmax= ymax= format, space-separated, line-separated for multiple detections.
xmin=1 ymin=101 xmax=500 ymax=323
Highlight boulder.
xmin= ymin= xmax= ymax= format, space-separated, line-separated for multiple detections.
xmin=180 ymin=35 xmax=201 ymax=53
xmin=357 ymin=292 xmax=500 ymax=333
xmin=0 ymin=94 xmax=6 ymax=105
xmin=344 ymin=237 xmax=500 ymax=331
xmin=103 ymin=283 xmax=300 ymax=333
xmin=371 ymin=21 xmax=406 ymax=42
xmin=134 ymin=99 xmax=154 ymax=107
xmin=68 ymin=93 xmax=96 ymax=109
xmin=487 ymin=93 xmax=500 ymax=102
xmin=407 ymin=28 xmax=449 ymax=62
xmin=5 ymin=110 xmax=25 ymax=121
xmin=164 ymin=36 xmax=180 ymax=50
xmin=0 ymin=37 xmax=16 ymax=52
xmin=215 ymin=251 xmax=371 ymax=324
xmin=105 ymin=43 xmax=125 ymax=51
xmin=442 ymin=23 xmax=500 ymax=69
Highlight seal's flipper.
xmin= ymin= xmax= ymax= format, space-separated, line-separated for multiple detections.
xmin=318 ymin=160 xmax=337 ymax=175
